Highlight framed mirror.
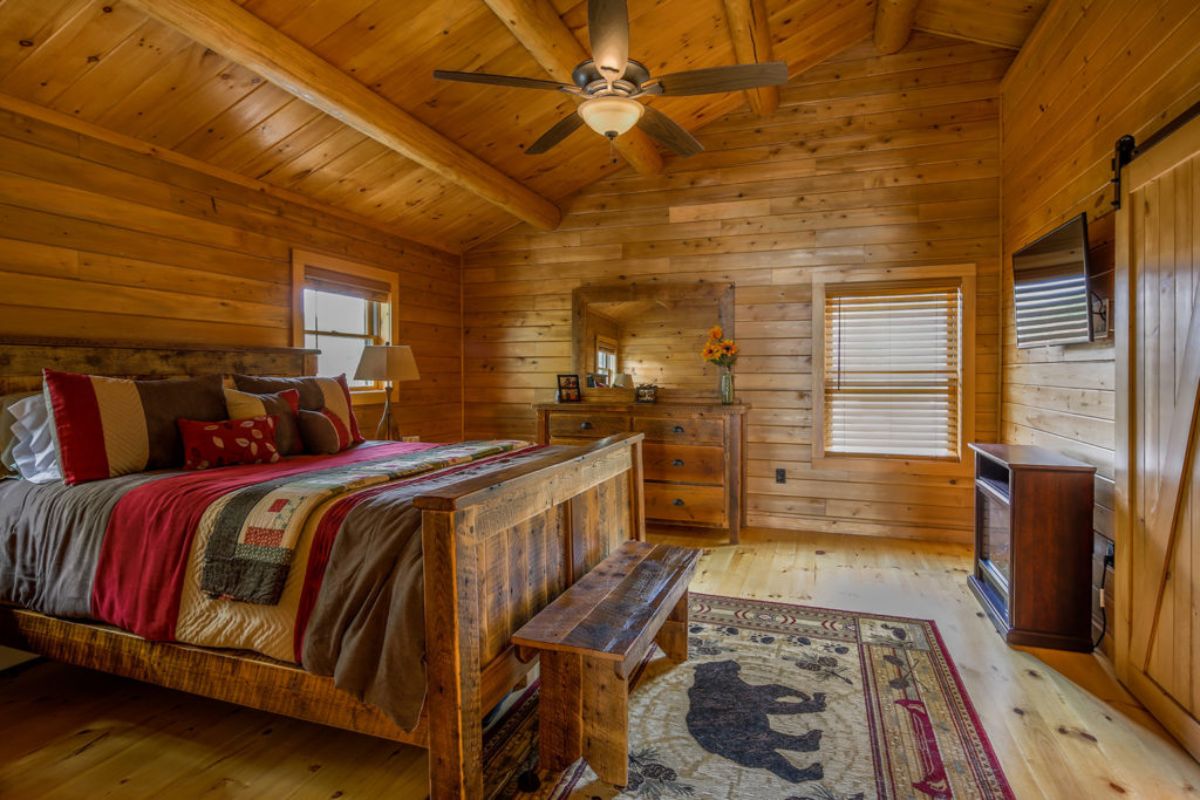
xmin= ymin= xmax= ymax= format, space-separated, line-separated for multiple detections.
xmin=571 ymin=282 xmax=734 ymax=399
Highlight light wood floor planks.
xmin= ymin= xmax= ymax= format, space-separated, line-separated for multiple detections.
xmin=1 ymin=528 xmax=1197 ymax=798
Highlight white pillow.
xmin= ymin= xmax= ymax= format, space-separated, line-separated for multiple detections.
xmin=8 ymin=394 xmax=61 ymax=484
xmin=0 ymin=392 xmax=35 ymax=476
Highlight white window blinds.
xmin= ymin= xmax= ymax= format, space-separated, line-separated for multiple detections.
xmin=823 ymin=284 xmax=962 ymax=458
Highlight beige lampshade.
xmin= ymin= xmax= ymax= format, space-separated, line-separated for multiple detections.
xmin=354 ymin=345 xmax=420 ymax=383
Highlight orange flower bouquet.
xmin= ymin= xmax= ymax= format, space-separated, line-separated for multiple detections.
xmin=702 ymin=325 xmax=738 ymax=403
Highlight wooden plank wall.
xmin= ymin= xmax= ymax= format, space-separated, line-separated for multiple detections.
xmin=464 ymin=35 xmax=1011 ymax=543
xmin=999 ymin=0 xmax=1200 ymax=652
xmin=618 ymin=302 xmax=715 ymax=393
xmin=0 ymin=105 xmax=463 ymax=442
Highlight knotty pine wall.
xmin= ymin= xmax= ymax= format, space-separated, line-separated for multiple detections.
xmin=464 ymin=35 xmax=1011 ymax=543
xmin=1000 ymin=0 xmax=1200 ymax=651
xmin=0 ymin=103 xmax=463 ymax=442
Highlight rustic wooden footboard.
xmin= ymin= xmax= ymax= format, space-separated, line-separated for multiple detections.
xmin=415 ymin=432 xmax=645 ymax=799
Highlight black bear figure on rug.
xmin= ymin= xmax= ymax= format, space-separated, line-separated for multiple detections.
xmin=685 ymin=660 xmax=826 ymax=783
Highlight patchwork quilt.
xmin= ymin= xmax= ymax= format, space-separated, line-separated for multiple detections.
xmin=0 ymin=440 xmax=551 ymax=730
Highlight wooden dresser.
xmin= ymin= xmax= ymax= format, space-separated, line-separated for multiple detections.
xmin=535 ymin=402 xmax=748 ymax=542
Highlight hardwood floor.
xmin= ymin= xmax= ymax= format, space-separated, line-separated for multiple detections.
xmin=1 ymin=528 xmax=1197 ymax=798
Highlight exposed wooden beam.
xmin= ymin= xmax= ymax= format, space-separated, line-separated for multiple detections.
xmin=128 ymin=0 xmax=561 ymax=231
xmin=874 ymin=0 xmax=921 ymax=54
xmin=481 ymin=0 xmax=664 ymax=176
xmin=722 ymin=0 xmax=779 ymax=117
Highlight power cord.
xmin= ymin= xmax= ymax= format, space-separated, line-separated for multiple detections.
xmin=1093 ymin=542 xmax=1115 ymax=652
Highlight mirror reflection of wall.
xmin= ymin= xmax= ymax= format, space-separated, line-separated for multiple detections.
xmin=573 ymin=283 xmax=734 ymax=398
xmin=614 ymin=300 xmax=712 ymax=392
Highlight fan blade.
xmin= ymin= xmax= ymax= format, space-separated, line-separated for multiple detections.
xmin=636 ymin=105 xmax=703 ymax=157
xmin=588 ymin=0 xmax=630 ymax=82
xmin=433 ymin=70 xmax=573 ymax=92
xmin=652 ymin=62 xmax=788 ymax=96
xmin=526 ymin=112 xmax=585 ymax=155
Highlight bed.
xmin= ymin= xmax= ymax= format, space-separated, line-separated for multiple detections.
xmin=0 ymin=336 xmax=646 ymax=800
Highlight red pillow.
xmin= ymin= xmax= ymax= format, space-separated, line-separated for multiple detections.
xmin=178 ymin=416 xmax=281 ymax=471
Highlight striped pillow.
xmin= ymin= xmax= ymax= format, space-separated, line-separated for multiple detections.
xmin=297 ymin=409 xmax=355 ymax=455
xmin=223 ymin=387 xmax=303 ymax=456
xmin=43 ymin=369 xmax=227 ymax=485
xmin=232 ymin=374 xmax=363 ymax=450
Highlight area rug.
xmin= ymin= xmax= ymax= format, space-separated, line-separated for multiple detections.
xmin=484 ymin=594 xmax=1013 ymax=800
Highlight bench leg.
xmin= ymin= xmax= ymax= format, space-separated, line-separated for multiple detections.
xmin=538 ymin=651 xmax=583 ymax=773
xmin=582 ymin=656 xmax=629 ymax=787
xmin=654 ymin=590 xmax=690 ymax=663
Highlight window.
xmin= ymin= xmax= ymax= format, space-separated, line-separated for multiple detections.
xmin=813 ymin=267 xmax=975 ymax=467
xmin=292 ymin=251 xmax=397 ymax=390
xmin=596 ymin=335 xmax=618 ymax=379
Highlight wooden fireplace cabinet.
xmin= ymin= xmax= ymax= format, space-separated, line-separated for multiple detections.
xmin=967 ymin=443 xmax=1096 ymax=651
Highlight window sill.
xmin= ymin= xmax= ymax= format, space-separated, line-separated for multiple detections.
xmin=349 ymin=388 xmax=386 ymax=407
xmin=812 ymin=452 xmax=971 ymax=477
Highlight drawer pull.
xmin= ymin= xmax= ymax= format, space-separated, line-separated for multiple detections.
xmin=672 ymin=459 xmax=685 ymax=467
xmin=672 ymin=498 xmax=685 ymax=507
xmin=580 ymin=421 xmax=593 ymax=430
xmin=672 ymin=425 xmax=685 ymax=434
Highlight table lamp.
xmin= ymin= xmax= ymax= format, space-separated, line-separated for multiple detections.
xmin=354 ymin=344 xmax=420 ymax=440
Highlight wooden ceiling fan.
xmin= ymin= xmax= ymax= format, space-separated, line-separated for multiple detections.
xmin=433 ymin=0 xmax=788 ymax=157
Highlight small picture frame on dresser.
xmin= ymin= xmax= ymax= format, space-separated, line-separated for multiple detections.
xmin=635 ymin=383 xmax=658 ymax=403
xmin=556 ymin=374 xmax=581 ymax=402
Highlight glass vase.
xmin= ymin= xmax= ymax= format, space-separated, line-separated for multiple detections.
xmin=719 ymin=368 xmax=735 ymax=405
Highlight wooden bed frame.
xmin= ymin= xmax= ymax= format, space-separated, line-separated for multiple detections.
xmin=0 ymin=337 xmax=647 ymax=799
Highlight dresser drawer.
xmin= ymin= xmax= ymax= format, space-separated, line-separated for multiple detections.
xmin=548 ymin=412 xmax=629 ymax=439
xmin=644 ymin=483 xmax=727 ymax=526
xmin=643 ymin=443 xmax=725 ymax=485
xmin=634 ymin=416 xmax=724 ymax=446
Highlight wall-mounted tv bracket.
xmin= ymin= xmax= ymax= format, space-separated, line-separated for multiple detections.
xmin=1110 ymin=134 xmax=1136 ymax=211
xmin=1089 ymin=289 xmax=1110 ymax=340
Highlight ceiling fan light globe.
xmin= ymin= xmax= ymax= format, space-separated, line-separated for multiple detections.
xmin=578 ymin=96 xmax=644 ymax=139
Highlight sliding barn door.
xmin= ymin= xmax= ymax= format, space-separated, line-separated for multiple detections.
xmin=1116 ymin=114 xmax=1200 ymax=757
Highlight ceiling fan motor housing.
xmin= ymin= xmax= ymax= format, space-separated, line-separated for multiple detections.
xmin=572 ymin=58 xmax=650 ymax=96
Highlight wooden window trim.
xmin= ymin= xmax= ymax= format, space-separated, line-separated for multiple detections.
xmin=811 ymin=264 xmax=977 ymax=477
xmin=291 ymin=249 xmax=400 ymax=406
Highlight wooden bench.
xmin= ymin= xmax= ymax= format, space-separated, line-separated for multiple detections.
xmin=512 ymin=540 xmax=700 ymax=787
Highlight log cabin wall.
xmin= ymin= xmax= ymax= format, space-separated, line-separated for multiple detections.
xmin=0 ymin=103 xmax=463 ymax=443
xmin=463 ymin=35 xmax=1011 ymax=543
xmin=999 ymin=0 xmax=1200 ymax=653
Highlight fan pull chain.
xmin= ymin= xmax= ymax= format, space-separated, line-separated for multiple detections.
xmin=609 ymin=136 xmax=618 ymax=165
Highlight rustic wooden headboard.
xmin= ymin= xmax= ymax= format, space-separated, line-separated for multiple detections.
xmin=0 ymin=336 xmax=319 ymax=394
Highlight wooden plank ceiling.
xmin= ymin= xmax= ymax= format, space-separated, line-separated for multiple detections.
xmin=0 ymin=0 xmax=1047 ymax=253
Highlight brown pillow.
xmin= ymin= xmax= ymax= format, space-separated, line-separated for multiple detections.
xmin=231 ymin=375 xmax=326 ymax=410
xmin=223 ymin=387 xmax=303 ymax=456
xmin=232 ymin=374 xmax=363 ymax=447
xmin=297 ymin=409 xmax=356 ymax=455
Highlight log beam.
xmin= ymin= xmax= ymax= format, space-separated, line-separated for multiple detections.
xmin=874 ymin=0 xmax=921 ymax=54
xmin=128 ymin=0 xmax=561 ymax=231
xmin=722 ymin=0 xmax=779 ymax=117
xmin=482 ymin=0 xmax=664 ymax=175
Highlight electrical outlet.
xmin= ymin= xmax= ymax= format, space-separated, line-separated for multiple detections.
xmin=775 ymin=468 xmax=787 ymax=484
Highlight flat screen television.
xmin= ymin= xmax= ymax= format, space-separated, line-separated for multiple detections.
xmin=1012 ymin=213 xmax=1093 ymax=348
